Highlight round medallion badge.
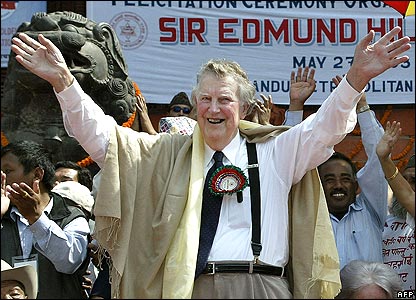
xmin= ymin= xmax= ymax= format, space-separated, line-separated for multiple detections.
xmin=209 ymin=165 xmax=248 ymax=196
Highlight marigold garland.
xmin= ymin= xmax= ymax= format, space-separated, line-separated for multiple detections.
xmin=380 ymin=105 xmax=393 ymax=126
xmin=394 ymin=137 xmax=415 ymax=171
xmin=348 ymin=140 xmax=364 ymax=160
xmin=392 ymin=137 xmax=415 ymax=161
xmin=1 ymin=131 xmax=9 ymax=147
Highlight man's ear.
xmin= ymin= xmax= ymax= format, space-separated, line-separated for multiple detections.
xmin=354 ymin=180 xmax=359 ymax=194
xmin=33 ymin=167 xmax=44 ymax=182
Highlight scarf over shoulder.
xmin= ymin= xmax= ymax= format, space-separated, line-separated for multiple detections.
xmin=94 ymin=120 xmax=341 ymax=299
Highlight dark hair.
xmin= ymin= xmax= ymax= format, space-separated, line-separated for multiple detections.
xmin=318 ymin=151 xmax=358 ymax=176
xmin=54 ymin=160 xmax=93 ymax=191
xmin=168 ymin=92 xmax=192 ymax=111
xmin=1 ymin=140 xmax=56 ymax=191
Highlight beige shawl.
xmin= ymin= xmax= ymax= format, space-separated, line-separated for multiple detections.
xmin=94 ymin=120 xmax=341 ymax=299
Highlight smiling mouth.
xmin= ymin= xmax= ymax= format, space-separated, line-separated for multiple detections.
xmin=208 ymin=118 xmax=224 ymax=124
xmin=331 ymin=192 xmax=346 ymax=199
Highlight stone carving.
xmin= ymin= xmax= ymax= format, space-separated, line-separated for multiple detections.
xmin=1 ymin=11 xmax=136 ymax=170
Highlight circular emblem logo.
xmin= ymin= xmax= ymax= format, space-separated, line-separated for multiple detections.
xmin=110 ymin=12 xmax=147 ymax=50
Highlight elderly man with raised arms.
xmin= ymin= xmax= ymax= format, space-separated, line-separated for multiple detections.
xmin=9 ymin=27 xmax=410 ymax=299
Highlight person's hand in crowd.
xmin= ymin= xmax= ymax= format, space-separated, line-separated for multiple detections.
xmin=5 ymin=179 xmax=47 ymax=225
xmin=81 ymin=270 xmax=93 ymax=299
xmin=376 ymin=121 xmax=414 ymax=218
xmin=136 ymin=94 xmax=149 ymax=116
xmin=376 ymin=121 xmax=401 ymax=161
xmin=1 ymin=170 xmax=10 ymax=218
xmin=245 ymin=94 xmax=272 ymax=125
xmin=131 ymin=94 xmax=158 ymax=135
xmin=289 ymin=66 xmax=316 ymax=111
xmin=88 ymin=242 xmax=100 ymax=268
xmin=256 ymin=94 xmax=273 ymax=125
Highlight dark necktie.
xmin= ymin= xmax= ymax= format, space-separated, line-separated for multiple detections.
xmin=195 ymin=151 xmax=224 ymax=278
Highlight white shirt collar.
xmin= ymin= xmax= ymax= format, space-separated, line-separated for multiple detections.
xmin=203 ymin=131 xmax=243 ymax=168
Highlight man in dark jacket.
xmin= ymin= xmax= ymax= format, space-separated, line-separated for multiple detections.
xmin=1 ymin=140 xmax=90 ymax=298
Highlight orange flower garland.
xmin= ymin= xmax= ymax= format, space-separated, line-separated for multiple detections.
xmin=380 ymin=105 xmax=393 ymax=126
xmin=394 ymin=137 xmax=415 ymax=171
xmin=348 ymin=140 xmax=364 ymax=160
xmin=1 ymin=131 xmax=9 ymax=147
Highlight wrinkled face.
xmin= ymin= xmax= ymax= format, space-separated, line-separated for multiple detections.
xmin=1 ymin=153 xmax=34 ymax=187
xmin=319 ymin=159 xmax=358 ymax=217
xmin=403 ymin=167 xmax=415 ymax=192
xmin=195 ymin=74 xmax=248 ymax=150
xmin=54 ymin=168 xmax=79 ymax=184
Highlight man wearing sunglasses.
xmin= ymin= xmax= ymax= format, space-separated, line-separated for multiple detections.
xmin=168 ymin=91 xmax=193 ymax=117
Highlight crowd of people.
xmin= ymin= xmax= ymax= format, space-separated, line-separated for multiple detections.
xmin=1 ymin=26 xmax=414 ymax=299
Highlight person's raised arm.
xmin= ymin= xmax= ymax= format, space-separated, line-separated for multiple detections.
xmin=346 ymin=27 xmax=411 ymax=92
xmin=376 ymin=121 xmax=415 ymax=218
xmin=283 ymin=66 xmax=316 ymax=126
xmin=288 ymin=66 xmax=316 ymax=111
xmin=11 ymin=33 xmax=115 ymax=167
xmin=11 ymin=33 xmax=73 ymax=92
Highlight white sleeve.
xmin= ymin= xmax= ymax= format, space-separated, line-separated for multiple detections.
xmin=54 ymin=79 xmax=117 ymax=167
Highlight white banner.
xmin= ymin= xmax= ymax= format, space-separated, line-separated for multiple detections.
xmin=1 ymin=1 xmax=47 ymax=68
xmin=85 ymin=1 xmax=415 ymax=105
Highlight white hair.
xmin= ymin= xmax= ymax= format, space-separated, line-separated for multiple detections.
xmin=336 ymin=260 xmax=402 ymax=299
xmin=191 ymin=58 xmax=256 ymax=108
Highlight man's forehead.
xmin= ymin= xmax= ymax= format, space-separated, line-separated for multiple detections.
xmin=1 ymin=152 xmax=20 ymax=165
xmin=199 ymin=81 xmax=238 ymax=96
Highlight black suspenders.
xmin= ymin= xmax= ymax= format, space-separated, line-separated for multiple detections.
xmin=246 ymin=142 xmax=262 ymax=262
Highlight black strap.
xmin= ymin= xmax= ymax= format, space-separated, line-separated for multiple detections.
xmin=246 ymin=142 xmax=262 ymax=260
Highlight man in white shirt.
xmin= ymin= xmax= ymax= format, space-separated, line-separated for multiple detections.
xmin=9 ymin=27 xmax=411 ymax=299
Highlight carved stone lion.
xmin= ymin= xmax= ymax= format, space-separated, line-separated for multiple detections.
xmin=2 ymin=11 xmax=137 ymax=172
